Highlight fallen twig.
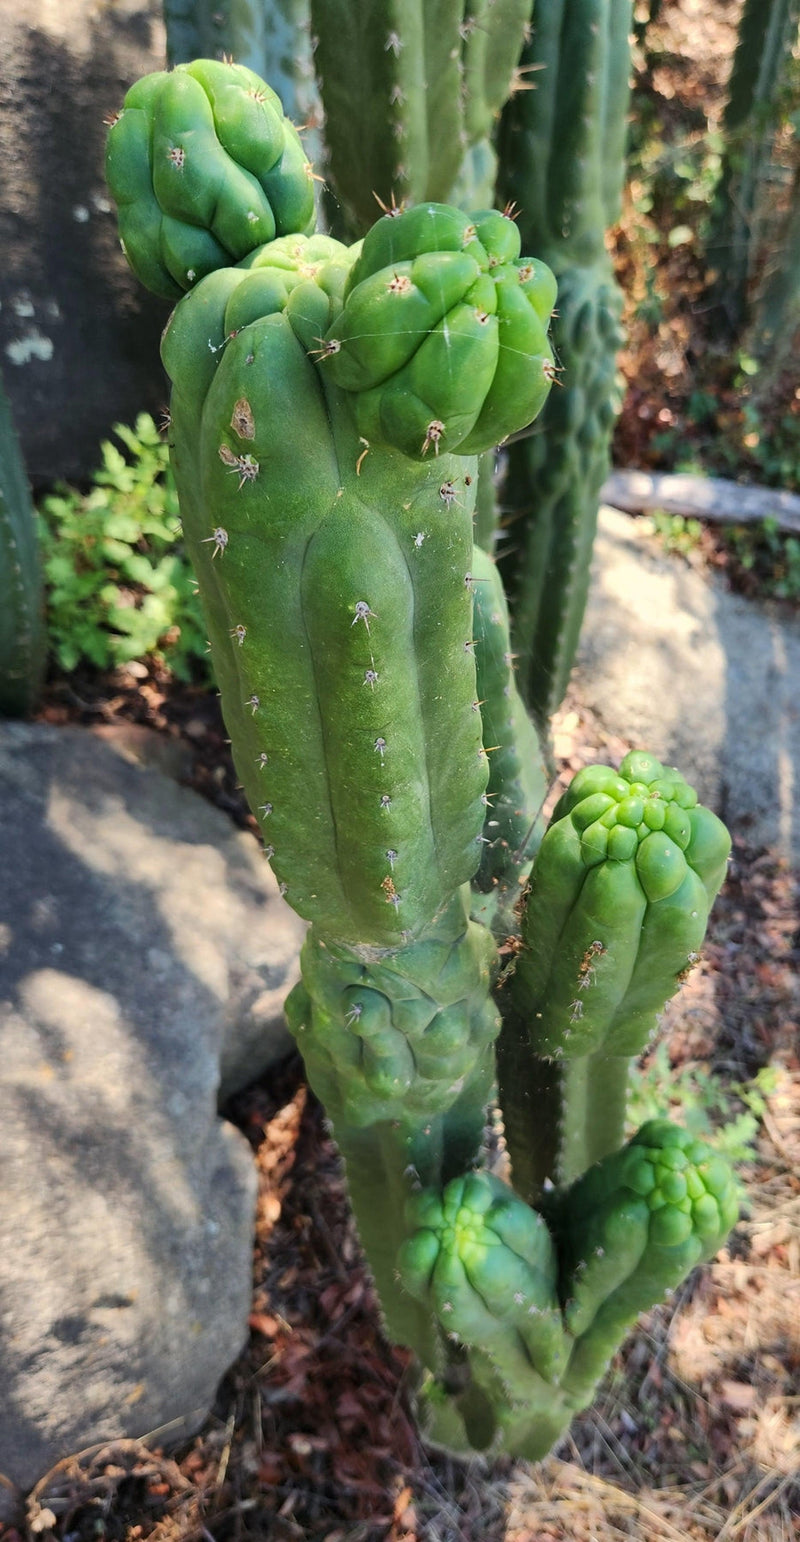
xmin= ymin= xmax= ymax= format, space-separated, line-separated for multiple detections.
xmin=602 ymin=470 xmax=800 ymax=536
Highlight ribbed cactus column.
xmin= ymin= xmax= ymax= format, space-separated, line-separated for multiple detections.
xmin=309 ymin=0 xmax=531 ymax=237
xmin=107 ymin=63 xmax=739 ymax=1461
xmin=500 ymin=753 xmax=731 ymax=1202
xmin=706 ymin=0 xmax=800 ymax=335
xmin=496 ymin=0 xmax=632 ymax=729
xmin=0 ymin=371 xmax=46 ymax=717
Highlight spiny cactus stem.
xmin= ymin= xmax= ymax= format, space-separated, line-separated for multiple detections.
xmin=497 ymin=1035 xmax=631 ymax=1204
xmin=327 ymin=1062 xmax=493 ymax=1362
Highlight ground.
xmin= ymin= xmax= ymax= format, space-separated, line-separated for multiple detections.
xmin=3 ymin=1 xmax=800 ymax=1538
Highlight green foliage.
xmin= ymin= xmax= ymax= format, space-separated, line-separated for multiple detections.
xmin=38 ymin=415 xmax=208 ymax=679
xmin=650 ymin=509 xmax=703 ymax=557
xmin=628 ymin=1044 xmax=779 ymax=1171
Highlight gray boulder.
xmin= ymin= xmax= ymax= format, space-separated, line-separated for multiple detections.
xmin=576 ymin=506 xmax=800 ymax=861
xmin=0 ymin=0 xmax=168 ymax=485
xmin=0 ymin=722 xmax=304 ymax=1494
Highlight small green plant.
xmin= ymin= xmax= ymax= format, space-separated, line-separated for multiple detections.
xmin=650 ymin=509 xmax=704 ymax=557
xmin=38 ymin=415 xmax=208 ymax=679
xmin=629 ymin=1042 xmax=779 ymax=1172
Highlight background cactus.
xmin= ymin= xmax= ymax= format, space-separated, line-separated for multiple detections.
xmin=308 ymin=0 xmax=532 ymax=238
xmin=706 ymin=0 xmax=800 ymax=337
xmin=107 ymin=57 xmax=737 ymax=1463
xmin=0 ymin=369 xmax=46 ymax=717
xmin=494 ymin=0 xmax=632 ymax=729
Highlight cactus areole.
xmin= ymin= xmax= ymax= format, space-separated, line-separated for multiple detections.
xmin=107 ymin=59 xmax=737 ymax=1461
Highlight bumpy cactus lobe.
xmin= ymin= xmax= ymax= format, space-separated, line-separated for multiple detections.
xmin=0 ymin=373 xmax=46 ymax=716
xmin=323 ymin=204 xmax=556 ymax=461
xmin=496 ymin=0 xmax=632 ymax=728
xmin=552 ymin=1120 xmax=739 ymax=1403
xmin=399 ymin=1123 xmax=737 ymax=1459
xmin=308 ymin=1 xmax=531 ymax=238
xmin=498 ymin=752 xmax=730 ymax=1199
xmin=163 ymin=0 xmax=324 ymax=198
xmin=105 ymin=59 xmax=315 ymax=300
xmin=470 ymin=545 xmax=549 ymax=919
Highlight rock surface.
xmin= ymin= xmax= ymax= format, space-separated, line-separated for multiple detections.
xmin=0 ymin=722 xmax=304 ymax=1493
xmin=576 ymin=506 xmax=800 ymax=861
xmin=0 ymin=0 xmax=168 ymax=484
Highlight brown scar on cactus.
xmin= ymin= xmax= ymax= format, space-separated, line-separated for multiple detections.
xmin=167 ymin=146 xmax=185 ymax=169
xmin=577 ymin=940 xmax=606 ymax=990
xmin=387 ymin=272 xmax=413 ymax=295
xmin=381 ymin=875 xmax=400 ymax=908
xmin=231 ymin=398 xmax=256 ymax=439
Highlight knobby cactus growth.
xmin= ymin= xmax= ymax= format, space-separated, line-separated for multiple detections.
xmin=107 ymin=58 xmax=737 ymax=1459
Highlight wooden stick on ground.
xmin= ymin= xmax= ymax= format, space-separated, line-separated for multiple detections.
xmin=601 ymin=470 xmax=800 ymax=537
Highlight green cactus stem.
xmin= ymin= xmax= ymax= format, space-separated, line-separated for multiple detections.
xmin=470 ymin=544 xmax=549 ymax=933
xmin=150 ymin=195 xmax=555 ymax=1371
xmin=286 ymin=887 xmax=499 ymax=1352
xmin=400 ymin=1121 xmax=737 ymax=1458
xmin=308 ymin=0 xmax=531 ymax=238
xmin=706 ymin=0 xmax=800 ymax=335
xmin=0 ymin=371 xmax=46 ymax=717
xmin=499 ymin=752 xmax=731 ymax=1201
xmin=105 ymin=59 xmax=315 ymax=299
xmin=161 ymin=207 xmax=554 ymax=946
xmin=495 ymin=0 xmax=632 ymax=729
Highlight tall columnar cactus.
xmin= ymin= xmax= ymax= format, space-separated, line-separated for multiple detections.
xmin=495 ymin=0 xmax=632 ymax=730
xmin=107 ymin=59 xmax=737 ymax=1461
xmin=309 ymin=0 xmax=532 ymax=236
xmin=0 ymin=371 xmax=46 ymax=717
xmin=706 ymin=0 xmax=800 ymax=335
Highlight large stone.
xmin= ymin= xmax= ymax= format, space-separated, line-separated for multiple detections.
xmin=576 ymin=506 xmax=800 ymax=861
xmin=0 ymin=0 xmax=168 ymax=485
xmin=0 ymin=722 xmax=304 ymax=1494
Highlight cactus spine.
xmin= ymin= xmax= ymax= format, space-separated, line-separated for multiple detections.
xmin=0 ymin=371 xmax=46 ymax=717
xmin=495 ymin=0 xmax=632 ymax=729
xmin=108 ymin=59 xmax=737 ymax=1462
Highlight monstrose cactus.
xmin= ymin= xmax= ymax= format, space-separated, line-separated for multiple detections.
xmin=106 ymin=57 xmax=737 ymax=1460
